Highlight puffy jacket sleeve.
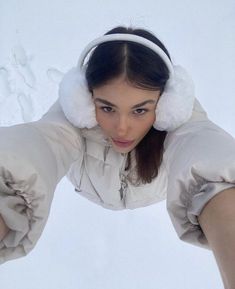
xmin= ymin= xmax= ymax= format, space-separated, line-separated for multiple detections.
xmin=0 ymin=99 xmax=83 ymax=264
xmin=164 ymin=99 xmax=235 ymax=250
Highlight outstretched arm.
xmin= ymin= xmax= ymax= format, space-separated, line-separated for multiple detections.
xmin=0 ymin=100 xmax=83 ymax=265
xmin=198 ymin=187 xmax=235 ymax=289
xmin=164 ymin=105 xmax=235 ymax=288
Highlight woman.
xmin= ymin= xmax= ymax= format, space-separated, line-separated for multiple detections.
xmin=0 ymin=26 xmax=235 ymax=288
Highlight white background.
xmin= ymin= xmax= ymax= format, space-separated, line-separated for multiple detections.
xmin=0 ymin=0 xmax=235 ymax=288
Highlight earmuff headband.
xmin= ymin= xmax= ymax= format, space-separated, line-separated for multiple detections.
xmin=59 ymin=32 xmax=195 ymax=131
xmin=77 ymin=33 xmax=174 ymax=78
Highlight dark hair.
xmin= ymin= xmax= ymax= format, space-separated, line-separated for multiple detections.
xmin=85 ymin=26 xmax=170 ymax=184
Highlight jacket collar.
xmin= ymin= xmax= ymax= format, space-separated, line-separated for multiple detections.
xmin=80 ymin=125 xmax=111 ymax=146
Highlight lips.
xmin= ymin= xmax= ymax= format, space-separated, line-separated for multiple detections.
xmin=112 ymin=138 xmax=135 ymax=148
xmin=113 ymin=138 xmax=133 ymax=143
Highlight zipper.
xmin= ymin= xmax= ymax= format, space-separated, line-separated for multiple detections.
xmin=119 ymin=173 xmax=128 ymax=200
xmin=119 ymin=154 xmax=128 ymax=205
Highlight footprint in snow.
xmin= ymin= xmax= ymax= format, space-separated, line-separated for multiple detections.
xmin=0 ymin=67 xmax=11 ymax=104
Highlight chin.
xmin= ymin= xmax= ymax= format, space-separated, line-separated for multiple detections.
xmin=113 ymin=147 xmax=133 ymax=154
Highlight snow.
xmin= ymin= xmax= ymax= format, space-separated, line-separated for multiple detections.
xmin=1 ymin=0 xmax=235 ymax=288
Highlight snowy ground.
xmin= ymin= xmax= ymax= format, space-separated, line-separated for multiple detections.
xmin=1 ymin=0 xmax=235 ymax=288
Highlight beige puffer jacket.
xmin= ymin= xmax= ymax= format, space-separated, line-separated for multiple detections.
xmin=0 ymin=97 xmax=235 ymax=265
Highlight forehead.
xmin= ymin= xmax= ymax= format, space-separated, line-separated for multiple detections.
xmin=92 ymin=77 xmax=160 ymax=104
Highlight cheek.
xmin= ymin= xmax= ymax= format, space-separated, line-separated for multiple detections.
xmin=95 ymin=107 xmax=101 ymax=122
xmin=136 ymin=114 xmax=156 ymax=134
xmin=141 ymin=113 xmax=156 ymax=128
xmin=149 ymin=111 xmax=156 ymax=123
xmin=95 ymin=109 xmax=111 ymax=131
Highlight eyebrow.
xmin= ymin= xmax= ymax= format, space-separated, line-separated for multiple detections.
xmin=94 ymin=98 xmax=157 ymax=109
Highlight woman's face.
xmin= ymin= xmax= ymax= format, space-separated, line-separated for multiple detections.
xmin=92 ymin=76 xmax=161 ymax=153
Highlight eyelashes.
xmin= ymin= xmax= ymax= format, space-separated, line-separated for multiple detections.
xmin=99 ymin=106 xmax=149 ymax=115
xmin=100 ymin=106 xmax=114 ymax=113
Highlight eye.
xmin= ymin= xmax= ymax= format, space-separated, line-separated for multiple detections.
xmin=133 ymin=108 xmax=148 ymax=115
xmin=100 ymin=106 xmax=114 ymax=113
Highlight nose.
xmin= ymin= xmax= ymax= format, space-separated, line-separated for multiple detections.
xmin=115 ymin=115 xmax=130 ymax=136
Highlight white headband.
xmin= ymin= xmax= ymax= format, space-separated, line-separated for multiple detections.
xmin=77 ymin=33 xmax=174 ymax=78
